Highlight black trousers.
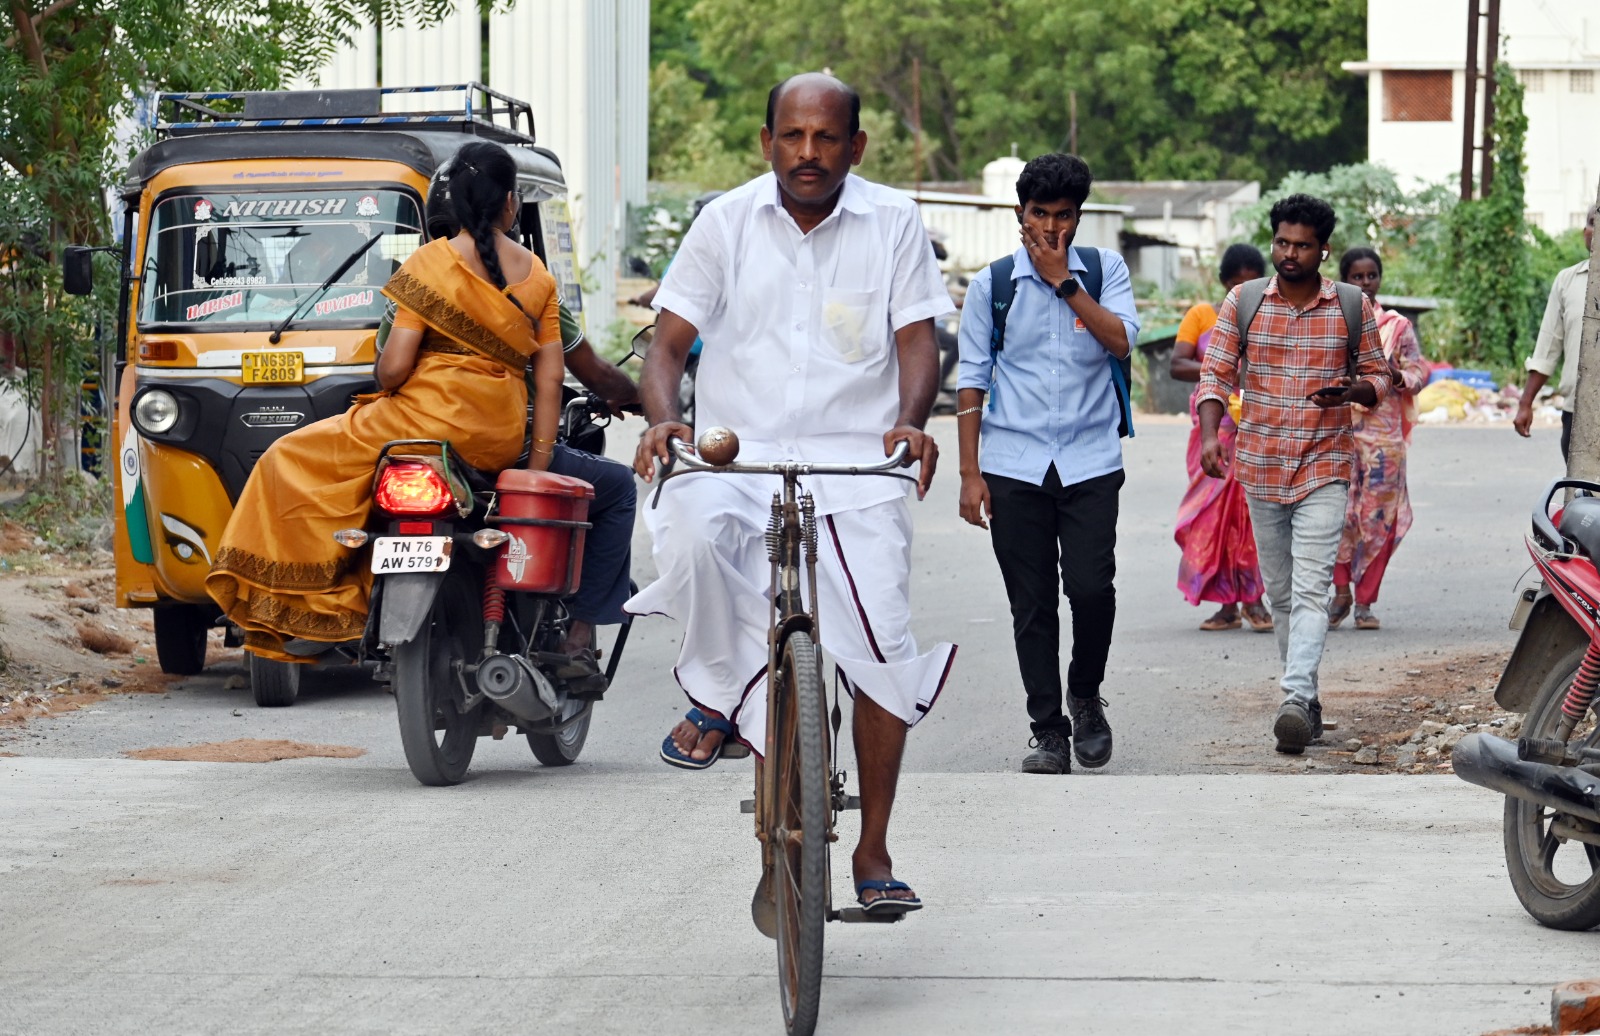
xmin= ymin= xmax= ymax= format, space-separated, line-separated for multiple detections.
xmin=984 ymin=466 xmax=1122 ymax=737
xmin=1562 ymin=410 xmax=1573 ymax=462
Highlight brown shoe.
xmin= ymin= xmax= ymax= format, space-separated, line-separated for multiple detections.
xmin=1242 ymin=602 xmax=1274 ymax=632
xmin=1199 ymin=607 xmax=1241 ymax=631
xmin=1327 ymin=591 xmax=1353 ymax=629
xmin=1354 ymin=605 xmax=1380 ymax=630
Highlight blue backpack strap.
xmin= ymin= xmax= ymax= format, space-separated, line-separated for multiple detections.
xmin=988 ymin=255 xmax=1015 ymax=353
xmin=986 ymin=256 xmax=1015 ymax=413
xmin=1073 ymin=246 xmax=1133 ymax=438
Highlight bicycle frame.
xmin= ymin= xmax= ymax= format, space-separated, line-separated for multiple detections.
xmin=655 ymin=438 xmax=916 ymax=874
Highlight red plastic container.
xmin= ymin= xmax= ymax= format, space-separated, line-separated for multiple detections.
xmin=492 ymin=469 xmax=594 ymax=595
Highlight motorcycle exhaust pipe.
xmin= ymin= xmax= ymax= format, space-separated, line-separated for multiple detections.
xmin=1451 ymin=732 xmax=1600 ymax=825
xmin=475 ymin=653 xmax=558 ymax=723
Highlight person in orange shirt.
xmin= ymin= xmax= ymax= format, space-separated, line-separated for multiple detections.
xmin=1169 ymin=244 xmax=1271 ymax=632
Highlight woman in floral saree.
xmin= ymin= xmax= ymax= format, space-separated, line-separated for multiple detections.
xmin=1170 ymin=244 xmax=1272 ymax=632
xmin=1329 ymin=247 xmax=1426 ymax=631
xmin=207 ymin=141 xmax=565 ymax=662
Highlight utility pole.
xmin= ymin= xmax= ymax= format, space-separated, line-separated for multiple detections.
xmin=1461 ymin=0 xmax=1479 ymax=199
xmin=1481 ymin=0 xmax=1501 ymax=194
xmin=1566 ymin=179 xmax=1600 ymax=479
xmin=911 ymin=56 xmax=922 ymax=198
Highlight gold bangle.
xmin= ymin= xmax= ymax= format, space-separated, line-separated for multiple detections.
xmin=533 ymin=436 xmax=556 ymax=444
xmin=531 ymin=445 xmax=554 ymax=456
xmin=955 ymin=405 xmax=982 ymax=417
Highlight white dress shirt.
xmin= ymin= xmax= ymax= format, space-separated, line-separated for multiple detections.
xmin=653 ymin=171 xmax=955 ymax=514
xmin=1527 ymin=259 xmax=1591 ymax=412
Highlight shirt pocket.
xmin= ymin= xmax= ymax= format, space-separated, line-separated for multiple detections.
xmin=821 ymin=287 xmax=886 ymax=364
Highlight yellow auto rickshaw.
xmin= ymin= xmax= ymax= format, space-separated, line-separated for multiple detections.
xmin=64 ymin=84 xmax=582 ymax=704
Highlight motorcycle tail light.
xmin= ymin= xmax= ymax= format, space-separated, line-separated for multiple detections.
xmin=374 ymin=462 xmax=454 ymax=516
xmin=396 ymin=520 xmax=434 ymax=535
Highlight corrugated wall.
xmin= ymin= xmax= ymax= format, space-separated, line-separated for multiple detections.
xmin=615 ymin=0 xmax=650 ymax=212
xmin=382 ymin=8 xmax=482 ymax=107
xmin=289 ymin=3 xmax=650 ymax=347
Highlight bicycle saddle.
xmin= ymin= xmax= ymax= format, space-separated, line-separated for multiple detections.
xmin=1558 ymin=495 xmax=1600 ymax=560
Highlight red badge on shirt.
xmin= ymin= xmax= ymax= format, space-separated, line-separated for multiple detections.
xmin=1074 ymin=317 xmax=1087 ymax=333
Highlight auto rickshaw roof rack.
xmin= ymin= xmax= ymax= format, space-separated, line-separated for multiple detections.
xmin=154 ymin=84 xmax=537 ymax=146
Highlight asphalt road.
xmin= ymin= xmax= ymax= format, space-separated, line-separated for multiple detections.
xmin=2 ymin=418 xmax=1587 ymax=1036
xmin=3 ymin=416 xmax=1562 ymax=776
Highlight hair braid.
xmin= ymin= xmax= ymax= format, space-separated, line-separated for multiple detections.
xmin=447 ymin=141 xmax=529 ymax=315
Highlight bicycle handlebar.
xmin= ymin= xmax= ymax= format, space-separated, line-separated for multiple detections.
xmin=665 ymin=436 xmax=913 ymax=477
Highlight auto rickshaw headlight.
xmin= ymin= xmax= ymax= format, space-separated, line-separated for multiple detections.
xmin=134 ymin=390 xmax=180 ymax=435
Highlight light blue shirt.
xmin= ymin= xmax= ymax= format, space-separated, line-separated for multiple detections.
xmin=956 ymin=246 xmax=1139 ymax=487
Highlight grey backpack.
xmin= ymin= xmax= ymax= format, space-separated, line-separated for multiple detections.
xmin=1234 ymin=277 xmax=1365 ymax=370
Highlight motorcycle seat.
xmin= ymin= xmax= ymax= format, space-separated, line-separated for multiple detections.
xmin=1558 ymin=496 xmax=1600 ymax=559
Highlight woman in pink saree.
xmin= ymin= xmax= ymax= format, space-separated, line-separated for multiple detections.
xmin=1170 ymin=244 xmax=1271 ymax=632
xmin=1330 ymin=247 xmax=1427 ymax=630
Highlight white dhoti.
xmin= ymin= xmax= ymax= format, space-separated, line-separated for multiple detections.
xmin=624 ymin=472 xmax=956 ymax=750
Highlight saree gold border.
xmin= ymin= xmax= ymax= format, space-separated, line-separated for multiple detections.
xmin=240 ymin=593 xmax=368 ymax=640
xmin=384 ymin=270 xmax=529 ymax=374
xmin=213 ymin=546 xmax=348 ymax=593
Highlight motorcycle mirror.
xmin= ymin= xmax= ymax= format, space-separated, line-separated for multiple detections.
xmin=62 ymin=245 xmax=95 ymax=296
xmin=629 ymin=324 xmax=655 ymax=362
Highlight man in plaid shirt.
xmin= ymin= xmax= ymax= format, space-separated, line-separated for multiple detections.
xmin=1195 ymin=194 xmax=1390 ymax=753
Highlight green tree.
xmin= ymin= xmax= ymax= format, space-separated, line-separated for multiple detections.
xmin=660 ymin=0 xmax=1368 ymax=185
xmin=1448 ymin=61 xmax=1534 ymax=365
xmin=0 ymin=0 xmax=461 ymax=483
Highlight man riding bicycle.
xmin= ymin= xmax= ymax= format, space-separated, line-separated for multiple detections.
xmin=628 ymin=72 xmax=956 ymax=915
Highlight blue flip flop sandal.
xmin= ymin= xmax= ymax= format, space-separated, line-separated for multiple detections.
xmin=659 ymin=708 xmax=736 ymax=770
xmin=856 ymin=879 xmax=923 ymax=916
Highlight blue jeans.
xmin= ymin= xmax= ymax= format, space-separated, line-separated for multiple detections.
xmin=548 ymin=444 xmax=637 ymax=626
xmin=1245 ymin=482 xmax=1348 ymax=706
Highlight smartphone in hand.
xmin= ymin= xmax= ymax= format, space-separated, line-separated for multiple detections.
xmin=1306 ymin=385 xmax=1348 ymax=401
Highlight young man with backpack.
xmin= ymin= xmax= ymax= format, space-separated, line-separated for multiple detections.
xmin=1194 ymin=193 xmax=1390 ymax=754
xmin=955 ymin=153 xmax=1140 ymax=775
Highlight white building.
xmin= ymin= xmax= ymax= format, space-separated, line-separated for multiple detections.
xmin=1342 ymin=1 xmax=1600 ymax=235
xmin=299 ymin=0 xmax=649 ymax=341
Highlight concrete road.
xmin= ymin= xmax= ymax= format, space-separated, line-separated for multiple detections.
xmin=2 ymin=418 xmax=1564 ymax=775
xmin=0 ymin=757 xmax=1584 ymax=1036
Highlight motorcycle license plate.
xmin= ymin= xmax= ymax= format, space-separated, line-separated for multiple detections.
xmin=370 ymin=536 xmax=452 ymax=574
xmin=241 ymin=351 xmax=304 ymax=385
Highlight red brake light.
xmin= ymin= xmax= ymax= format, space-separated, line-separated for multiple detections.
xmin=375 ymin=462 xmax=454 ymax=516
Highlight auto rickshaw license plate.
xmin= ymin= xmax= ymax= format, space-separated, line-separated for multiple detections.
xmin=241 ymin=351 xmax=304 ymax=385
xmin=370 ymin=536 xmax=453 ymax=574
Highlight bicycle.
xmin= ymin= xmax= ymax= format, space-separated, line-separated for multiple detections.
xmin=655 ymin=428 xmax=918 ymax=1036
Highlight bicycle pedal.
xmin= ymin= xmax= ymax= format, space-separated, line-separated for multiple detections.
xmin=841 ymin=795 xmax=861 ymax=811
xmin=740 ymin=798 xmax=755 ymax=814
xmin=832 ymin=908 xmax=904 ymax=924
xmin=721 ymin=743 xmax=751 ymax=760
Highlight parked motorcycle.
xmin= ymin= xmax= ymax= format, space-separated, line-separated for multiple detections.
xmin=1453 ymin=478 xmax=1600 ymax=930
xmin=344 ymin=392 xmax=632 ymax=786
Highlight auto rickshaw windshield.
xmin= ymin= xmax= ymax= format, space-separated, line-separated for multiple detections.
xmin=137 ymin=187 xmax=424 ymax=328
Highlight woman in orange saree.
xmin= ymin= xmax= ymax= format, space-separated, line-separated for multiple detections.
xmin=1170 ymin=244 xmax=1272 ymax=632
xmin=207 ymin=142 xmax=565 ymax=662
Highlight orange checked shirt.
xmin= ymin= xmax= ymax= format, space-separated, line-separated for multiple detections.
xmin=1195 ymin=276 xmax=1390 ymax=504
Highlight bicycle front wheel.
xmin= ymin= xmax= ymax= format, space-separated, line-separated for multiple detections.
xmin=772 ymin=630 xmax=829 ymax=1036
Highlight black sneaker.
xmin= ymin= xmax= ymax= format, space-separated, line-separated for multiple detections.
xmin=1067 ymin=694 xmax=1113 ymax=769
xmin=1022 ymin=730 xmax=1071 ymax=774
xmin=1273 ymin=699 xmax=1323 ymax=754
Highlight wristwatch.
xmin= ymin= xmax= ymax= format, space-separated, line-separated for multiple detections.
xmin=1054 ymin=277 xmax=1079 ymax=300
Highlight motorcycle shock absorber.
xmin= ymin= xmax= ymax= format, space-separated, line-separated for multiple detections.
xmin=1557 ymin=639 xmax=1600 ymax=741
xmin=482 ymin=582 xmax=507 ymax=659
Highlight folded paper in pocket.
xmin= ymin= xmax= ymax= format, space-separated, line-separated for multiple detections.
xmin=822 ymin=300 xmax=870 ymax=362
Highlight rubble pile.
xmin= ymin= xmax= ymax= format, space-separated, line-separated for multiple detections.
xmin=1337 ymin=693 xmax=1522 ymax=772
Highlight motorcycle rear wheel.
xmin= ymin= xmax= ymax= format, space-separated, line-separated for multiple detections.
xmin=394 ymin=577 xmax=482 ymax=786
xmin=1502 ymin=644 xmax=1600 ymax=930
xmin=525 ymin=698 xmax=591 ymax=766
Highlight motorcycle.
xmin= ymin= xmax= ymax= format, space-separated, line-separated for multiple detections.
xmin=344 ymin=391 xmax=633 ymax=786
xmin=1453 ymin=478 xmax=1600 ymax=930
